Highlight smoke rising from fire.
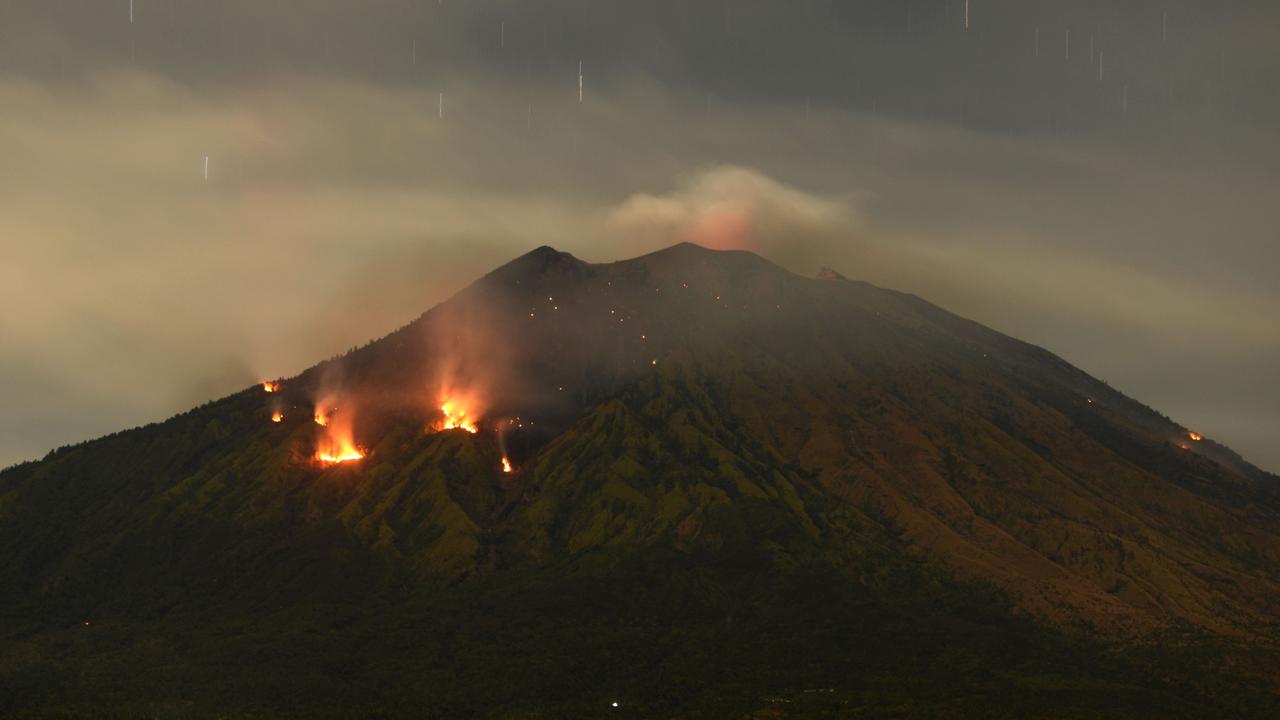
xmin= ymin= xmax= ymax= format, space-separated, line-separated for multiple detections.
xmin=312 ymin=397 xmax=363 ymax=464
xmin=416 ymin=293 xmax=523 ymax=438
xmin=282 ymin=280 xmax=529 ymax=466
xmin=310 ymin=363 xmax=365 ymax=464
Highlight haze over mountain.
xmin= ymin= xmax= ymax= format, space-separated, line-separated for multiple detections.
xmin=2 ymin=243 xmax=1278 ymax=718
xmin=5 ymin=1 xmax=1280 ymax=478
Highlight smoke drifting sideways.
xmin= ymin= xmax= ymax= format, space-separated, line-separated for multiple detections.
xmin=286 ymin=282 xmax=550 ymax=470
xmin=1 ymin=47 xmax=1278 ymax=473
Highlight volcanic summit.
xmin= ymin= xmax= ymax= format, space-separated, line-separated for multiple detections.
xmin=2 ymin=243 xmax=1279 ymax=718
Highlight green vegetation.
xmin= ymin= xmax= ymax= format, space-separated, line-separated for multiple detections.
xmin=2 ymin=244 xmax=1278 ymax=717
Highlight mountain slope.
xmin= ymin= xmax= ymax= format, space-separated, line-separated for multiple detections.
xmin=2 ymin=242 xmax=1279 ymax=718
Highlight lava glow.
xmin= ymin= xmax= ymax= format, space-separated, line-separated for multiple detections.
xmin=1188 ymin=432 xmax=1203 ymax=441
xmin=435 ymin=397 xmax=479 ymax=434
xmin=262 ymin=381 xmax=280 ymax=393
xmin=501 ymin=456 xmax=513 ymax=473
xmin=679 ymin=207 xmax=754 ymax=251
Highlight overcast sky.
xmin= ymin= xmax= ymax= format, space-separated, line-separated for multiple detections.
xmin=1 ymin=1 xmax=1277 ymax=472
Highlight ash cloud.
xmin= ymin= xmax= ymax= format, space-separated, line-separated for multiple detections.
xmin=605 ymin=166 xmax=865 ymax=272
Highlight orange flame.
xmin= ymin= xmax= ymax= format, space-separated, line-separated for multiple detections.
xmin=1188 ymin=432 xmax=1203 ymax=442
xmin=317 ymin=448 xmax=364 ymax=464
xmin=313 ymin=404 xmax=364 ymax=465
xmin=262 ymin=381 xmax=280 ymax=393
xmin=434 ymin=396 xmax=479 ymax=434
xmin=271 ymin=412 xmax=284 ymax=423
xmin=501 ymin=456 xmax=513 ymax=473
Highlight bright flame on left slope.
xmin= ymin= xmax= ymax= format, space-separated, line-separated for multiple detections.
xmin=1188 ymin=432 xmax=1203 ymax=442
xmin=501 ymin=456 xmax=513 ymax=473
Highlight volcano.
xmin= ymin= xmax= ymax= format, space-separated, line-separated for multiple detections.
xmin=2 ymin=243 xmax=1279 ymax=718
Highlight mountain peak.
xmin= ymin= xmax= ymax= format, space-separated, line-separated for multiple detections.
xmin=514 ymin=244 xmax=584 ymax=267
xmin=646 ymin=240 xmax=720 ymax=256
xmin=484 ymin=242 xmax=791 ymax=291
xmin=486 ymin=244 xmax=588 ymax=284
xmin=616 ymin=242 xmax=793 ymax=282
xmin=5 ymin=241 xmax=1280 ymax=716
xmin=632 ymin=240 xmax=762 ymax=261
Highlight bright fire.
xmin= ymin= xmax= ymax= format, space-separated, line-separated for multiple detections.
xmin=262 ymin=381 xmax=280 ymax=393
xmin=313 ymin=406 xmax=364 ymax=465
xmin=501 ymin=456 xmax=513 ymax=473
xmin=1188 ymin=432 xmax=1203 ymax=441
xmin=317 ymin=448 xmax=365 ymax=464
xmin=435 ymin=397 xmax=479 ymax=434
xmin=271 ymin=412 xmax=284 ymax=423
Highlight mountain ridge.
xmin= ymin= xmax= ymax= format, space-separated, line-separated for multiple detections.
xmin=2 ymin=242 xmax=1279 ymax=717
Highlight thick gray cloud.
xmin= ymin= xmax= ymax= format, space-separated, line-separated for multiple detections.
xmin=1 ymin=1 xmax=1277 ymax=472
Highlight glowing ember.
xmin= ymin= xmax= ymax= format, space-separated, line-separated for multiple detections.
xmin=317 ymin=449 xmax=365 ymax=465
xmin=262 ymin=381 xmax=280 ymax=393
xmin=436 ymin=398 xmax=479 ymax=433
xmin=1188 ymin=432 xmax=1203 ymax=441
xmin=501 ymin=456 xmax=513 ymax=473
xmin=314 ymin=412 xmax=329 ymax=427
xmin=271 ymin=412 xmax=284 ymax=423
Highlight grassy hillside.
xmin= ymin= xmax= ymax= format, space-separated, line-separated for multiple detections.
xmin=2 ymin=243 xmax=1278 ymax=717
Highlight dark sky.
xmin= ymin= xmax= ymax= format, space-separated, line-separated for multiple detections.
xmin=2 ymin=1 xmax=1277 ymax=472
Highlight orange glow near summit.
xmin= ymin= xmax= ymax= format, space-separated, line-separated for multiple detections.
xmin=679 ymin=208 xmax=754 ymax=251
